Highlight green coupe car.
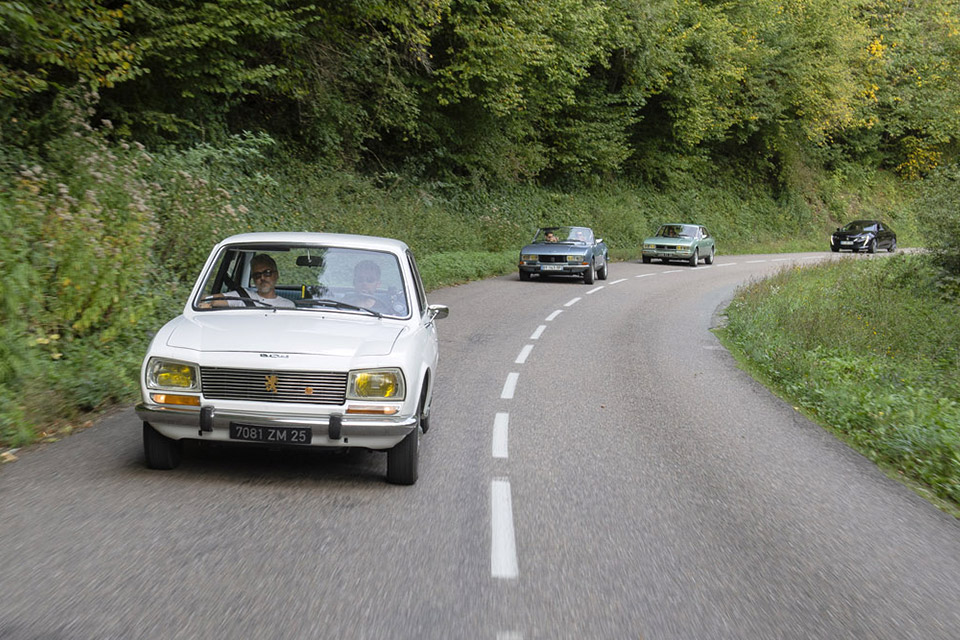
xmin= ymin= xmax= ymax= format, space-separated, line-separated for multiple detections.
xmin=641 ymin=223 xmax=715 ymax=267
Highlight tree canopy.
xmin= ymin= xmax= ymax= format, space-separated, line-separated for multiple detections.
xmin=3 ymin=0 xmax=960 ymax=183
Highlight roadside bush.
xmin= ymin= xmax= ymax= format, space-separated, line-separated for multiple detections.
xmin=0 ymin=98 xmax=160 ymax=444
xmin=720 ymin=255 xmax=960 ymax=505
xmin=915 ymin=163 xmax=960 ymax=294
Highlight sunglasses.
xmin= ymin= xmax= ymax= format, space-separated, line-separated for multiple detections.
xmin=251 ymin=269 xmax=274 ymax=280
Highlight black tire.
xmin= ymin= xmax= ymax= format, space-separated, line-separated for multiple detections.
xmin=868 ymin=239 xmax=877 ymax=254
xmin=597 ymin=260 xmax=608 ymax=280
xmin=705 ymin=246 xmax=715 ymax=265
xmin=143 ymin=422 xmax=182 ymax=470
xmin=418 ymin=382 xmax=431 ymax=434
xmin=888 ymin=238 xmax=897 ymax=253
xmin=386 ymin=423 xmax=419 ymax=485
xmin=689 ymin=249 xmax=699 ymax=267
xmin=583 ymin=261 xmax=595 ymax=284
xmin=519 ymin=270 xmax=531 ymax=281
xmin=831 ymin=245 xmax=839 ymax=252
xmin=642 ymin=256 xmax=651 ymax=264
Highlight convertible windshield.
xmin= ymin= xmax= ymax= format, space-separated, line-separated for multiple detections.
xmin=194 ymin=244 xmax=410 ymax=318
xmin=656 ymin=224 xmax=697 ymax=239
xmin=534 ymin=226 xmax=594 ymax=244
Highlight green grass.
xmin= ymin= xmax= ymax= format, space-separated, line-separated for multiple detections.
xmin=716 ymin=254 xmax=960 ymax=516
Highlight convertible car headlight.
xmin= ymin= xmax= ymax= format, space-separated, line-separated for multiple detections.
xmin=146 ymin=358 xmax=199 ymax=391
xmin=521 ymin=254 xmax=537 ymax=261
xmin=567 ymin=255 xmax=585 ymax=262
xmin=643 ymin=243 xmax=655 ymax=249
xmin=348 ymin=368 xmax=406 ymax=400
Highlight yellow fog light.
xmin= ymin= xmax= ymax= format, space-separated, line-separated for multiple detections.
xmin=348 ymin=368 xmax=405 ymax=400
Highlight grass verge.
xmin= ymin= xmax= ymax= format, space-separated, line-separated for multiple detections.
xmin=715 ymin=253 xmax=960 ymax=517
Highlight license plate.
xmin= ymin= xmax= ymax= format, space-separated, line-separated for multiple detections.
xmin=841 ymin=241 xmax=853 ymax=245
xmin=229 ymin=423 xmax=312 ymax=444
xmin=541 ymin=264 xmax=563 ymax=271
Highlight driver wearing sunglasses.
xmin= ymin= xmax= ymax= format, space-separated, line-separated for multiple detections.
xmin=200 ymin=254 xmax=295 ymax=308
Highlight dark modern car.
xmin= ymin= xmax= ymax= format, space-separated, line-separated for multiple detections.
xmin=518 ymin=226 xmax=609 ymax=284
xmin=830 ymin=220 xmax=897 ymax=253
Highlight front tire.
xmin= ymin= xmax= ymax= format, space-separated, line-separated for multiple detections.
xmin=888 ymin=238 xmax=897 ymax=253
xmin=868 ymin=239 xmax=877 ymax=254
xmin=519 ymin=270 xmax=531 ymax=281
xmin=689 ymin=249 xmax=699 ymax=267
xmin=705 ymin=246 xmax=715 ymax=265
xmin=597 ymin=260 xmax=608 ymax=280
xmin=387 ymin=423 xmax=420 ymax=485
xmin=143 ymin=422 xmax=182 ymax=470
xmin=583 ymin=262 xmax=595 ymax=284
xmin=642 ymin=256 xmax=651 ymax=264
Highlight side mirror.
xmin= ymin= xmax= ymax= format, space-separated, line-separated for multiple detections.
xmin=596 ymin=238 xmax=604 ymax=245
xmin=428 ymin=304 xmax=449 ymax=320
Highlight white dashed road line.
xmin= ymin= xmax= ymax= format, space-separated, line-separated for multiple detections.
xmin=635 ymin=273 xmax=656 ymax=278
xmin=545 ymin=310 xmax=562 ymax=321
xmin=530 ymin=325 xmax=546 ymax=340
xmin=500 ymin=373 xmax=519 ymax=399
xmin=609 ymin=278 xmax=627 ymax=285
xmin=491 ymin=479 xmax=519 ymax=579
xmin=564 ymin=297 xmax=582 ymax=307
xmin=663 ymin=269 xmax=683 ymax=274
xmin=515 ymin=345 xmax=534 ymax=364
xmin=493 ymin=413 xmax=509 ymax=459
xmin=586 ymin=286 xmax=604 ymax=294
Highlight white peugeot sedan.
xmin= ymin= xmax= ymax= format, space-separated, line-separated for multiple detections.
xmin=136 ymin=232 xmax=448 ymax=485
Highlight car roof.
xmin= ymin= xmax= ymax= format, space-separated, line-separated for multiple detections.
xmin=214 ymin=231 xmax=410 ymax=253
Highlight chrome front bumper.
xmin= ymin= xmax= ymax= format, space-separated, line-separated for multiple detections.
xmin=136 ymin=403 xmax=417 ymax=450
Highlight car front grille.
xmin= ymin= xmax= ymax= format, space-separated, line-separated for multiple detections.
xmin=201 ymin=367 xmax=348 ymax=405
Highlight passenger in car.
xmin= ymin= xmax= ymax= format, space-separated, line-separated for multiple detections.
xmin=343 ymin=260 xmax=384 ymax=310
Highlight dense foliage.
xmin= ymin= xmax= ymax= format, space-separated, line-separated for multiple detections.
xmin=4 ymin=1 xmax=960 ymax=182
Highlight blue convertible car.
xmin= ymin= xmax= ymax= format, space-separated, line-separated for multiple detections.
xmin=518 ymin=226 xmax=609 ymax=284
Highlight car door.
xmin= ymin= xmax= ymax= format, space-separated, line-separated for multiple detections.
xmin=876 ymin=223 xmax=893 ymax=249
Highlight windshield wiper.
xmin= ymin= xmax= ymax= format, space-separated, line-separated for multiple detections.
xmin=198 ymin=295 xmax=275 ymax=309
xmin=296 ymin=298 xmax=382 ymax=318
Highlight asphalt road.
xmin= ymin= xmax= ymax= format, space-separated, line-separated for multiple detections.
xmin=1 ymin=252 xmax=958 ymax=640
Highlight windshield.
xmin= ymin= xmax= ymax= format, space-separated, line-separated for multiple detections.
xmin=534 ymin=226 xmax=594 ymax=244
xmin=655 ymin=224 xmax=697 ymax=239
xmin=194 ymin=244 xmax=410 ymax=318
xmin=841 ymin=221 xmax=876 ymax=233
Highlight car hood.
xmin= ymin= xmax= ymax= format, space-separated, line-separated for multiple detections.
xmin=165 ymin=313 xmax=403 ymax=357
xmin=644 ymin=237 xmax=693 ymax=246
xmin=521 ymin=242 xmax=587 ymax=254
xmin=833 ymin=231 xmax=871 ymax=238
